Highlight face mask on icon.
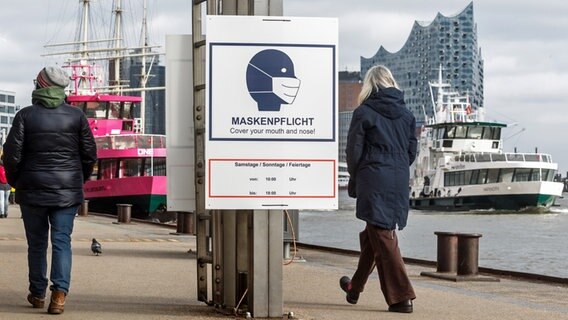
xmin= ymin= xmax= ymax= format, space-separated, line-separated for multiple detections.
xmin=272 ymin=77 xmax=301 ymax=104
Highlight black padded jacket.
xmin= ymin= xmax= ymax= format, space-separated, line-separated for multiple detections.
xmin=2 ymin=103 xmax=97 ymax=207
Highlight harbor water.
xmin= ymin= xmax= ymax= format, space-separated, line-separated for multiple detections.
xmin=299 ymin=190 xmax=568 ymax=279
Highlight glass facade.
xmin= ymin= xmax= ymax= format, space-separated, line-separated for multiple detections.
xmin=120 ymin=51 xmax=166 ymax=135
xmin=0 ymin=90 xmax=21 ymax=145
xmin=338 ymin=111 xmax=353 ymax=163
xmin=360 ymin=2 xmax=483 ymax=125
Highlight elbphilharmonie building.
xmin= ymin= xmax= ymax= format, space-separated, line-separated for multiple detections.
xmin=361 ymin=2 xmax=483 ymax=125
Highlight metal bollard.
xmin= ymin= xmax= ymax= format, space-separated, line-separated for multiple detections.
xmin=434 ymin=231 xmax=458 ymax=273
xmin=116 ymin=204 xmax=132 ymax=223
xmin=79 ymin=200 xmax=89 ymax=216
xmin=176 ymin=212 xmax=185 ymax=233
xmin=457 ymin=233 xmax=482 ymax=276
xmin=176 ymin=212 xmax=194 ymax=234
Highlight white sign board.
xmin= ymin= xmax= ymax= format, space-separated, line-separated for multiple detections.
xmin=205 ymin=15 xmax=338 ymax=209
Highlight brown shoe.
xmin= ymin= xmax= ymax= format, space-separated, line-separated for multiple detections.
xmin=27 ymin=294 xmax=45 ymax=308
xmin=47 ymin=291 xmax=66 ymax=314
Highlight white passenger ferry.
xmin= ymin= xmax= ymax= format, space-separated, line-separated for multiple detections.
xmin=409 ymin=68 xmax=563 ymax=211
xmin=338 ymin=162 xmax=349 ymax=189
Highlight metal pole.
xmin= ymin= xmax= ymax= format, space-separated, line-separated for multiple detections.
xmin=192 ymin=0 xmax=210 ymax=303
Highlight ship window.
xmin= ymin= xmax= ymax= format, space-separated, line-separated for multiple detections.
xmin=492 ymin=128 xmax=502 ymax=140
xmin=108 ymin=102 xmax=121 ymax=119
xmin=458 ymin=171 xmax=466 ymax=185
xmin=542 ymin=155 xmax=551 ymax=163
xmin=95 ymin=136 xmax=111 ymax=150
xmin=100 ymin=159 xmax=119 ymax=179
xmin=467 ymin=126 xmax=483 ymax=139
xmin=122 ymin=120 xmax=133 ymax=132
xmin=455 ymin=126 xmax=467 ymax=138
xmin=121 ymin=158 xmax=143 ymax=177
xmin=113 ymin=136 xmax=136 ymax=149
xmin=470 ymin=170 xmax=479 ymax=184
xmin=123 ymin=102 xmax=133 ymax=119
xmin=85 ymin=101 xmax=107 ymax=119
xmin=530 ymin=170 xmax=540 ymax=181
xmin=542 ymin=169 xmax=554 ymax=181
xmin=491 ymin=154 xmax=506 ymax=161
xmin=143 ymin=158 xmax=166 ymax=176
xmin=524 ymin=154 xmax=539 ymax=162
xmin=499 ymin=169 xmax=514 ymax=182
xmin=486 ymin=169 xmax=500 ymax=184
xmin=464 ymin=170 xmax=472 ymax=184
xmin=481 ymin=127 xmax=492 ymax=140
xmin=476 ymin=154 xmax=491 ymax=162
xmin=90 ymin=162 xmax=99 ymax=181
xmin=477 ymin=169 xmax=488 ymax=184
xmin=507 ymin=154 xmax=525 ymax=162
xmin=513 ymin=168 xmax=531 ymax=182
xmin=136 ymin=136 xmax=152 ymax=148
xmin=444 ymin=126 xmax=456 ymax=138
xmin=152 ymin=136 xmax=166 ymax=148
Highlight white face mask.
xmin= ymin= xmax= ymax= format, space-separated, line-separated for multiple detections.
xmin=249 ymin=62 xmax=301 ymax=105
xmin=272 ymin=77 xmax=301 ymax=104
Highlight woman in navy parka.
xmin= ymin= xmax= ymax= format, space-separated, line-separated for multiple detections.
xmin=339 ymin=65 xmax=418 ymax=313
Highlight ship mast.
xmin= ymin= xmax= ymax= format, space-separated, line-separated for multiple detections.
xmin=111 ymin=0 xmax=123 ymax=94
xmin=139 ymin=0 xmax=148 ymax=134
xmin=80 ymin=0 xmax=89 ymax=59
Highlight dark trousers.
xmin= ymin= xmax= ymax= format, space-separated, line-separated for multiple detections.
xmin=350 ymin=223 xmax=416 ymax=306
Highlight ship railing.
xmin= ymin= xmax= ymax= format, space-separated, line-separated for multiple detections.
xmin=454 ymin=152 xmax=553 ymax=164
xmin=95 ymin=134 xmax=166 ymax=150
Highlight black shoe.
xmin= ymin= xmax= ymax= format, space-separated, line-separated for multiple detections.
xmin=388 ymin=300 xmax=413 ymax=313
xmin=339 ymin=276 xmax=359 ymax=304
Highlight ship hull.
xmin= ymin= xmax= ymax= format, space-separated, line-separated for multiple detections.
xmin=86 ymin=194 xmax=167 ymax=219
xmin=84 ymin=176 xmax=167 ymax=220
xmin=410 ymin=193 xmax=557 ymax=212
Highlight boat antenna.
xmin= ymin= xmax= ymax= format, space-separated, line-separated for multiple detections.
xmin=139 ymin=0 xmax=149 ymax=134
xmin=111 ymin=0 xmax=124 ymax=94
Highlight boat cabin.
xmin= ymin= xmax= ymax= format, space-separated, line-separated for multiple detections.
xmin=427 ymin=122 xmax=507 ymax=153
xmin=67 ymin=95 xmax=142 ymax=136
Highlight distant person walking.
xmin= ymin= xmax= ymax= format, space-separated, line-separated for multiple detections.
xmin=0 ymin=160 xmax=10 ymax=218
xmin=2 ymin=66 xmax=97 ymax=315
xmin=340 ymin=65 xmax=418 ymax=313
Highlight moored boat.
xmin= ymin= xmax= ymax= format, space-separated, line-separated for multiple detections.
xmin=66 ymin=63 xmax=167 ymax=219
xmin=338 ymin=161 xmax=349 ymax=189
xmin=41 ymin=0 xmax=169 ymax=220
xmin=409 ymin=67 xmax=563 ymax=211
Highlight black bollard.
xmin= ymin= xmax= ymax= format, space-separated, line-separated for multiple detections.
xmin=421 ymin=231 xmax=499 ymax=282
xmin=434 ymin=231 xmax=458 ymax=273
xmin=176 ymin=212 xmax=185 ymax=233
xmin=116 ymin=204 xmax=132 ymax=223
xmin=79 ymin=200 xmax=89 ymax=217
xmin=457 ymin=233 xmax=482 ymax=276
xmin=174 ymin=212 xmax=194 ymax=235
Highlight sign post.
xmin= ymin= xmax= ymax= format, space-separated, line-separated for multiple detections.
xmin=197 ymin=11 xmax=338 ymax=318
xmin=206 ymin=16 xmax=339 ymax=211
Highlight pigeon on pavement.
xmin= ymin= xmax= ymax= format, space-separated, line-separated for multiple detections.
xmin=91 ymin=238 xmax=102 ymax=256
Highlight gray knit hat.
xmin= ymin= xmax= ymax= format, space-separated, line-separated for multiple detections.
xmin=36 ymin=66 xmax=70 ymax=89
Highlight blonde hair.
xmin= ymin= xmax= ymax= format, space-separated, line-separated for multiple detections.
xmin=357 ymin=65 xmax=399 ymax=105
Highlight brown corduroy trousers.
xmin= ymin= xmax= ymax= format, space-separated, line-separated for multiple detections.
xmin=350 ymin=223 xmax=416 ymax=306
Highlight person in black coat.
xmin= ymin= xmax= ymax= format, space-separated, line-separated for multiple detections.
xmin=340 ymin=65 xmax=418 ymax=313
xmin=2 ymin=66 xmax=97 ymax=314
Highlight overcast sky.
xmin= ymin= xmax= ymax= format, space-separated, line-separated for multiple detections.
xmin=1 ymin=0 xmax=568 ymax=172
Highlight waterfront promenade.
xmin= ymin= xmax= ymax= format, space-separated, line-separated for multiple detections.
xmin=0 ymin=205 xmax=567 ymax=319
